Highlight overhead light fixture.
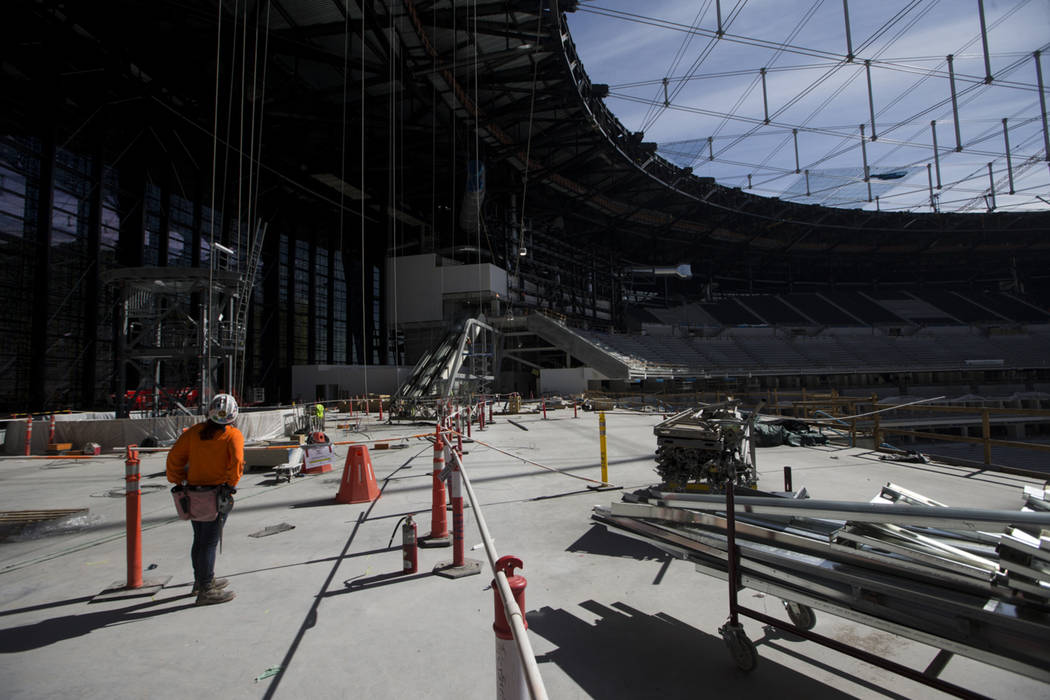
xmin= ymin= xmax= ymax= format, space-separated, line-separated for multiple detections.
xmin=518 ymin=247 xmax=527 ymax=256
xmin=213 ymin=242 xmax=236 ymax=256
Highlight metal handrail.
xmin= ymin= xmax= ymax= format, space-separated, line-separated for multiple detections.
xmin=445 ymin=443 xmax=549 ymax=700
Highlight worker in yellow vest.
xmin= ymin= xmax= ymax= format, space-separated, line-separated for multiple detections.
xmin=314 ymin=402 xmax=325 ymax=431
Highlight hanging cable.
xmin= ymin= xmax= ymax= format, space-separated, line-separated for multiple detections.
xmin=338 ymin=0 xmax=349 ymax=365
xmin=360 ymin=0 xmax=368 ymax=390
xmin=473 ymin=0 xmax=484 ymax=319
xmin=517 ymin=3 xmax=546 ymax=252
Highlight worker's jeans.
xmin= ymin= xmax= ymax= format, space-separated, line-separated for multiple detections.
xmin=190 ymin=512 xmax=228 ymax=586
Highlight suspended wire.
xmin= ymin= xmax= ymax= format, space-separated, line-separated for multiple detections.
xmin=611 ymin=91 xmax=1041 ymax=164
xmin=360 ymin=0 xmax=367 ymax=378
xmin=390 ymin=4 xmax=396 ymax=367
xmin=204 ymin=0 xmax=228 ymax=406
xmin=585 ymin=0 xmax=1048 ymax=212
xmin=235 ymin=0 xmax=248 ymax=278
xmin=580 ymin=1 xmax=1043 ymax=92
xmin=473 ymin=0 xmax=484 ymax=320
xmin=338 ymin=0 xmax=349 ymax=366
xmin=641 ymin=0 xmax=748 ymax=134
xmin=517 ymin=3 xmax=547 ymax=249
xmin=610 ymin=53 xmax=1042 ymax=93
xmin=637 ymin=0 xmax=712 ymax=132
xmin=753 ymin=1 xmax=941 ymax=190
xmin=714 ymin=0 xmax=831 ymax=170
xmin=238 ymin=0 xmax=271 ymax=398
xmin=394 ymin=4 xmax=404 ymax=371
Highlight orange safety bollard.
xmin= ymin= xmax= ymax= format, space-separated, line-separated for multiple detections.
xmin=456 ymin=412 xmax=463 ymax=453
xmin=378 ymin=397 xmax=383 ymax=421
xmin=479 ymin=400 xmax=486 ymax=430
xmin=542 ymin=400 xmax=547 ymax=420
xmin=95 ymin=445 xmax=170 ymax=599
xmin=125 ymin=445 xmax=143 ymax=588
xmin=489 ymin=399 xmax=494 ymax=424
xmin=24 ymin=415 xmax=32 ymax=456
xmin=48 ymin=414 xmax=56 ymax=444
xmin=433 ymin=445 xmax=481 ymax=579
xmin=420 ymin=425 xmax=450 ymax=547
xmin=466 ymin=407 xmax=472 ymax=438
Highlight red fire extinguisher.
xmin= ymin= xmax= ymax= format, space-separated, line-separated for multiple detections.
xmin=396 ymin=515 xmax=418 ymax=574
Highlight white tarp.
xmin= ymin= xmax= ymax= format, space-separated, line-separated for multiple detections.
xmin=2 ymin=408 xmax=296 ymax=455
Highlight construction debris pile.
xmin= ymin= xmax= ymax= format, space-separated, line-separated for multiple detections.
xmin=593 ymin=481 xmax=1050 ymax=681
xmin=653 ymin=403 xmax=758 ymax=489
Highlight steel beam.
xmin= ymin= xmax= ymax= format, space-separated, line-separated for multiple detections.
xmin=652 ymin=492 xmax=1050 ymax=531
xmin=865 ymin=59 xmax=876 ymax=140
xmin=793 ymin=129 xmax=800 ymax=173
xmin=860 ymin=124 xmax=871 ymax=202
xmin=1035 ymin=51 xmax=1049 ymax=167
xmin=986 ymin=162 xmax=996 ymax=211
xmin=842 ymin=0 xmax=854 ymax=62
xmin=928 ymin=164 xmax=935 ymax=210
xmin=948 ymin=55 xmax=963 ymax=151
xmin=1002 ymin=118 xmax=1015 ymax=194
xmin=931 ymin=120 xmax=942 ymax=188
xmin=760 ymin=68 xmax=770 ymax=124
xmin=977 ymin=0 xmax=993 ymax=84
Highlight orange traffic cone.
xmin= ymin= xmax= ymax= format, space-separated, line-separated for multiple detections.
xmin=335 ymin=445 xmax=380 ymax=504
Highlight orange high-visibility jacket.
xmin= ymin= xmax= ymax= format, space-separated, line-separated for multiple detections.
xmin=166 ymin=422 xmax=244 ymax=487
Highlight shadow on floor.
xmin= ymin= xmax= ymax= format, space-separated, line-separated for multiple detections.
xmin=566 ymin=523 xmax=670 ymax=562
xmin=528 ymin=600 xmax=867 ymax=699
xmin=0 ymin=595 xmax=195 ymax=653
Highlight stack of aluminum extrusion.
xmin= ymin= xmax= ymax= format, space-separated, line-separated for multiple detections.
xmin=592 ymin=481 xmax=1050 ymax=682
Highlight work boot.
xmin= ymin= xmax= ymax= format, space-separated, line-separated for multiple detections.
xmin=191 ymin=577 xmax=229 ymax=595
xmin=195 ymin=587 xmax=236 ymax=606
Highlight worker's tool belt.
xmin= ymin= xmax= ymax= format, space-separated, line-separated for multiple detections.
xmin=171 ymin=485 xmax=226 ymax=522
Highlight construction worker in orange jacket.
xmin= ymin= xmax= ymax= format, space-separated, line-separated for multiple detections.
xmin=167 ymin=393 xmax=245 ymax=605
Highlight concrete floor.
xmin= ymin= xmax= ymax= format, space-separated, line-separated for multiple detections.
xmin=0 ymin=407 xmax=1047 ymax=699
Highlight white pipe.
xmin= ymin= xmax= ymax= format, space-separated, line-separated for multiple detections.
xmin=447 ymin=445 xmax=549 ymax=700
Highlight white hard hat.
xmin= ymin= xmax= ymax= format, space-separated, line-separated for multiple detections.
xmin=207 ymin=393 xmax=239 ymax=425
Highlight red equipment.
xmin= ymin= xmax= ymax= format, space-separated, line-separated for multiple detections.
xmin=402 ymin=515 xmax=418 ymax=574
xmin=492 ymin=555 xmax=527 ymax=639
xmin=492 ymin=555 xmax=529 ymax=699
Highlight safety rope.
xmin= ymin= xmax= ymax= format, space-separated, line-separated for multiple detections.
xmin=442 ymin=427 xmax=613 ymax=487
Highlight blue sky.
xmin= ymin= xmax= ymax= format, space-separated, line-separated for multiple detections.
xmin=566 ymin=0 xmax=1050 ymax=212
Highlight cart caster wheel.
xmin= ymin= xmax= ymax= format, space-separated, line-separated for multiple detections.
xmin=783 ymin=601 xmax=816 ymax=631
xmin=719 ymin=622 xmax=758 ymax=672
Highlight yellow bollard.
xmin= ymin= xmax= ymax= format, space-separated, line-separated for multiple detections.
xmin=599 ymin=411 xmax=608 ymax=483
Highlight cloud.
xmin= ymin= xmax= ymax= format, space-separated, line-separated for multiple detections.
xmin=566 ymin=0 xmax=1050 ymax=210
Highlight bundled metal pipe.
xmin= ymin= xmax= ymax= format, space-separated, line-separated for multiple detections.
xmin=654 ymin=491 xmax=1050 ymax=532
